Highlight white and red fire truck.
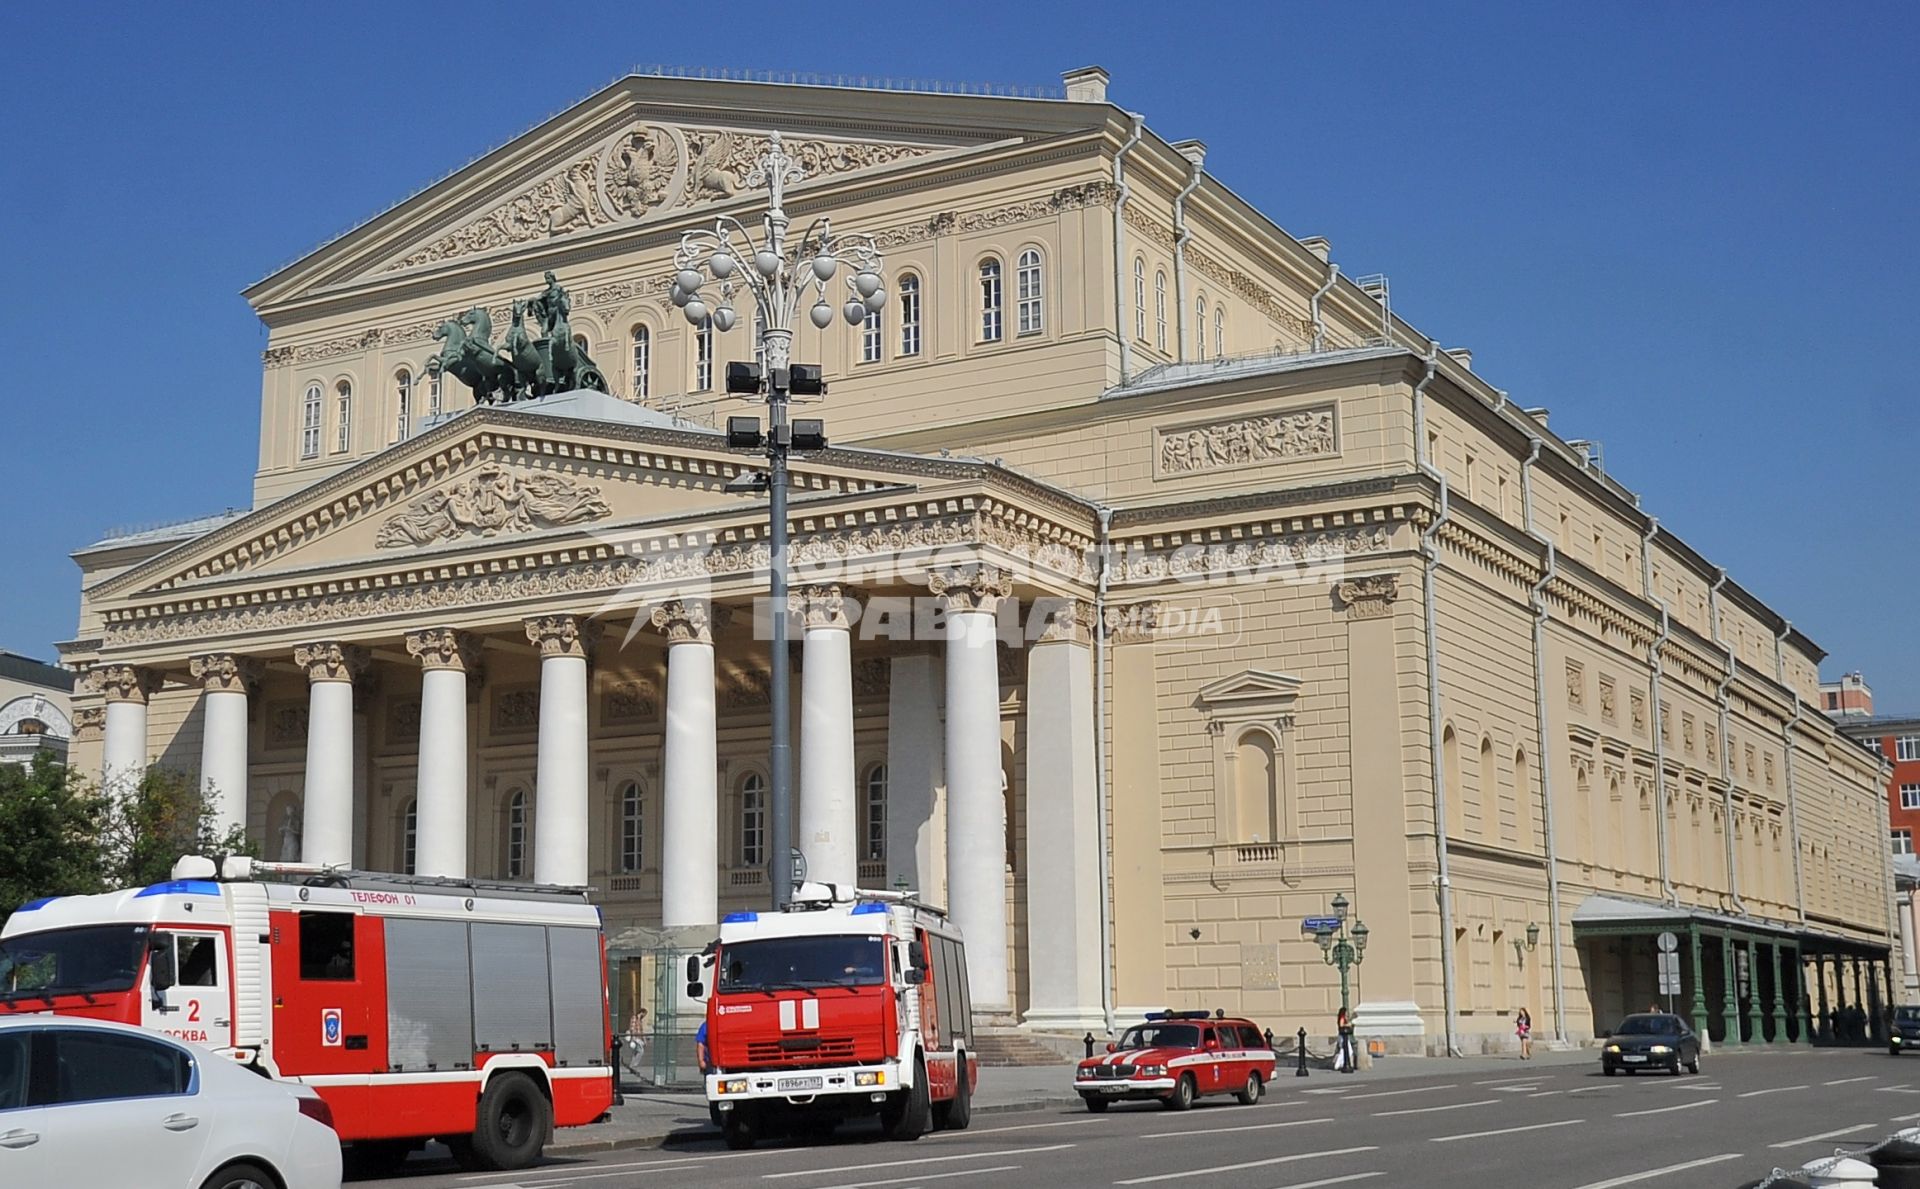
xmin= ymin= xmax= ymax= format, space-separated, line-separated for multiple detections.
xmin=693 ymin=882 xmax=977 ymax=1149
xmin=0 ymin=855 xmax=615 ymax=1172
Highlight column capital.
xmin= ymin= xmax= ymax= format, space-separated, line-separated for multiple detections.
xmin=928 ymin=564 xmax=1014 ymax=613
xmin=525 ymin=614 xmax=602 ymax=659
xmin=790 ymin=584 xmax=861 ymax=631
xmin=650 ymin=599 xmax=727 ymax=646
xmin=1031 ymin=597 xmax=1095 ymax=646
xmin=72 ymin=706 xmax=106 ymax=742
xmin=405 ymin=627 xmax=483 ymax=673
xmin=189 ymin=653 xmax=265 ymax=693
xmin=87 ymin=663 xmax=162 ymax=704
xmin=295 ymin=641 xmax=372 ymax=684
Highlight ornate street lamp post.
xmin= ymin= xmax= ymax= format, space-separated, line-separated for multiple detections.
xmin=1314 ymin=892 xmax=1369 ymax=1070
xmin=671 ymin=133 xmax=887 ymax=911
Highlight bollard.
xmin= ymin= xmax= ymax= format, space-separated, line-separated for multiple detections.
xmin=1803 ymin=1155 xmax=1879 ymax=1188
xmin=1296 ymin=1027 xmax=1310 ymax=1077
xmin=1872 ymin=1127 xmax=1920 ymax=1189
xmin=1083 ymin=1032 xmax=1096 ymax=1060
xmin=609 ymin=1039 xmax=625 ymax=1106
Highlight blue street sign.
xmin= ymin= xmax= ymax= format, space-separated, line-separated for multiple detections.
xmin=1301 ymin=916 xmax=1341 ymax=933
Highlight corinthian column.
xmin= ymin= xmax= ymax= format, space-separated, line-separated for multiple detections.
xmin=189 ymin=653 xmax=262 ymax=841
xmin=795 ymin=585 xmax=859 ymax=889
xmin=90 ymin=664 xmax=160 ymax=793
xmin=653 ymin=600 xmax=720 ymax=928
xmin=930 ymin=564 xmax=1014 ymax=1017
xmin=295 ymin=642 xmax=369 ymax=867
xmin=406 ymin=628 xmax=481 ymax=878
xmin=527 ymin=615 xmax=599 ymax=887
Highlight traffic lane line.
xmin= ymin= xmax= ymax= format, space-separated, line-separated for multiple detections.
xmin=1253 ymin=1176 xmax=1382 ymax=1189
xmin=1825 ymin=1076 xmax=1877 ymax=1086
xmin=1429 ymin=1118 xmax=1582 ymax=1143
xmin=1768 ymin=1124 xmax=1878 ymax=1149
xmin=809 ymin=1163 xmax=1023 ymax=1189
xmin=1113 ymin=1146 xmax=1377 ymax=1185
xmin=1567 ymin=1153 xmax=1746 ymax=1188
xmin=763 ymin=1144 xmax=1074 ymax=1180
xmin=1737 ymin=1085 xmax=1808 ymax=1098
xmin=1615 ymin=1099 xmax=1718 ymax=1118
xmin=1372 ymin=1098 xmax=1499 ymax=1117
xmin=455 ymin=1155 xmax=733 ymax=1183
xmin=1337 ymin=1083 xmax=1459 ymax=1101
xmin=1138 ymin=1116 xmax=1332 ymax=1139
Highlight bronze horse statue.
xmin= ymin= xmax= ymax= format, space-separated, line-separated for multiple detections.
xmin=428 ymin=308 xmax=516 ymax=404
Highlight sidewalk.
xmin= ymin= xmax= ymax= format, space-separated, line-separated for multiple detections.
xmin=554 ymin=1051 xmax=1596 ymax=1154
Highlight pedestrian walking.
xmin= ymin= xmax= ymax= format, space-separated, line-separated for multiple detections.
xmin=622 ymin=1007 xmax=648 ymax=1076
xmin=1334 ymin=1007 xmax=1355 ymax=1072
xmin=1515 ymin=1007 xmax=1533 ymax=1059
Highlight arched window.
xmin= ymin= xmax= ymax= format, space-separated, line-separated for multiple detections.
xmin=619 ymin=781 xmax=643 ymax=873
xmin=1442 ymin=725 xmax=1463 ymax=838
xmin=1133 ymin=256 xmax=1147 ymax=340
xmin=630 ymin=325 xmax=651 ymax=401
xmin=573 ymin=333 xmax=590 ymax=356
xmin=861 ymin=302 xmax=883 ymax=363
xmin=862 ymin=764 xmax=888 ymax=862
xmin=978 ymin=259 xmax=1003 ymax=343
xmin=694 ymin=317 xmax=715 ymax=390
xmin=505 ymin=789 xmax=528 ymax=878
xmin=333 ymin=380 xmax=353 ymax=454
xmin=1234 ymin=729 xmax=1278 ymax=842
xmin=1214 ymin=306 xmax=1226 ymax=358
xmin=1154 ymin=270 xmax=1168 ymax=350
xmin=300 ymin=383 xmax=322 ymax=459
xmin=398 ymin=799 xmax=417 ymax=875
xmin=739 ymin=772 xmax=767 ymax=867
xmin=1476 ymin=735 xmax=1495 ymax=840
xmin=1195 ymin=294 xmax=1208 ymax=358
xmin=426 ymin=371 xmax=442 ymax=418
xmin=1514 ymin=748 xmax=1532 ymax=847
xmin=898 ymin=273 xmax=922 ymax=356
xmin=1017 ymin=249 xmax=1043 ymax=335
xmin=393 ymin=369 xmax=412 ymax=441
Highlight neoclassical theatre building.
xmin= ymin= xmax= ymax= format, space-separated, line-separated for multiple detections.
xmin=65 ymin=67 xmax=1895 ymax=1052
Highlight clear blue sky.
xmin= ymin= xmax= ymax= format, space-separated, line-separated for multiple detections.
xmin=1 ymin=2 xmax=1913 ymax=708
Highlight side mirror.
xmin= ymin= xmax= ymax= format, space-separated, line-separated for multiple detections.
xmin=1205 ymin=1039 xmax=1221 ymax=1051
xmin=685 ymin=981 xmax=704 ymax=1000
xmin=1106 ymin=1042 xmax=1117 ymax=1053
xmin=903 ymin=968 xmax=925 ymax=986
xmin=685 ymin=955 xmax=701 ymax=982
xmin=148 ymin=940 xmax=174 ymax=993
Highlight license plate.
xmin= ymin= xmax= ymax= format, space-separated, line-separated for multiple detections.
xmin=777 ymin=1075 xmax=824 ymax=1092
xmin=1622 ymin=1055 xmax=1646 ymax=1063
xmin=1100 ymin=1085 xmax=1126 ymax=1093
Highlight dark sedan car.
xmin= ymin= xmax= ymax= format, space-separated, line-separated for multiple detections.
xmin=1601 ymin=1013 xmax=1702 ymax=1076
xmin=1890 ymin=1005 xmax=1920 ymax=1055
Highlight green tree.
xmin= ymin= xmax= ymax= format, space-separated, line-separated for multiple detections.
xmin=101 ymin=767 xmax=256 ymax=888
xmin=0 ymin=754 xmax=110 ymax=925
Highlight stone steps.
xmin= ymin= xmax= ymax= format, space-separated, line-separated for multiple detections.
xmin=970 ymin=1030 xmax=1079 ymax=1067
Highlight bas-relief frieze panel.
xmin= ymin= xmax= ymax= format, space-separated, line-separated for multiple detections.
xmin=1154 ymin=406 xmax=1337 ymax=478
xmin=265 ymin=701 xmax=309 ymax=748
xmin=492 ymin=684 xmax=540 ymax=734
xmin=600 ymin=677 xmax=659 ymax=726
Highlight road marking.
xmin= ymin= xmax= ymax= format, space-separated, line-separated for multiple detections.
xmin=1615 ymin=1099 xmax=1718 ymax=1118
xmin=1879 ymin=1085 xmax=1920 ymax=1094
xmin=1300 ymin=1087 xmax=1352 ymax=1095
xmin=459 ymin=1157 xmax=715 ymax=1183
xmin=1490 ymin=1084 xmax=1542 ymax=1093
xmin=1430 ymin=1119 xmax=1582 ymax=1143
xmin=1737 ymin=1085 xmax=1808 ymax=1098
xmin=1528 ymin=1090 xmax=1565 ymax=1098
xmin=1140 ymin=1117 xmax=1331 ymax=1139
xmin=1666 ymin=1083 xmax=1721 ymax=1092
xmin=1474 ymin=1075 xmax=1548 ymax=1086
xmin=812 ymin=1165 xmax=1023 ymax=1189
xmin=1341 ymin=1084 xmax=1459 ymax=1101
xmin=1894 ymin=1111 xmax=1920 ymax=1123
xmin=1824 ymin=1076 xmax=1876 ymax=1087
xmin=1567 ymin=1153 xmax=1746 ymax=1188
xmin=1258 ymin=1176 xmax=1383 ymax=1189
xmin=969 ymin=1118 xmax=1124 ymax=1134
xmin=1113 ymin=1147 xmax=1377 ymax=1185
xmin=1568 ymin=1086 xmax=1618 ymax=1095
xmin=1373 ymin=1098 xmax=1498 ymax=1117
xmin=765 ymin=1145 xmax=1073 ymax=1180
xmin=1769 ymin=1124 xmax=1878 ymax=1149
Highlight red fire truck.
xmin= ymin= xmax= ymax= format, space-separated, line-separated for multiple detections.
xmin=0 ymin=855 xmax=615 ymax=1172
xmin=691 ymin=882 xmax=977 ymax=1149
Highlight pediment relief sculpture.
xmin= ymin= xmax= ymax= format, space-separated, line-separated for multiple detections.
xmin=388 ymin=124 xmax=940 ymax=272
xmin=375 ymin=463 xmax=612 ymax=548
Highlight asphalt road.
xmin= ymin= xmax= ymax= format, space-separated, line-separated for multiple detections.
xmin=356 ymin=1047 xmax=1920 ymax=1189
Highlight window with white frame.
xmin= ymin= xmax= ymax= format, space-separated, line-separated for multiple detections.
xmin=1895 ymin=829 xmax=1914 ymax=856
xmin=1903 ymin=784 xmax=1920 ymax=812
xmin=978 ymin=259 xmax=1003 ymax=343
xmin=694 ymin=317 xmax=714 ymax=390
xmin=1214 ymin=305 xmax=1226 ymax=357
xmin=1195 ymin=295 xmax=1208 ymax=358
xmin=863 ymin=763 xmax=888 ymax=862
xmin=1900 ymin=736 xmax=1920 ymax=762
xmin=898 ymin=273 xmax=922 ymax=356
xmin=300 ymin=383 xmax=322 ymax=459
xmin=505 ymin=789 xmax=528 ymax=878
xmin=1017 ymin=249 xmax=1043 ymax=335
xmin=393 ymin=369 xmax=412 ymax=441
xmin=399 ymin=799 xmax=417 ymax=875
xmin=1154 ymin=270 xmax=1167 ymax=350
xmin=861 ymin=302 xmax=883 ymax=363
xmin=1132 ymin=256 xmax=1146 ymax=340
xmin=630 ymin=325 xmax=650 ymax=401
xmin=333 ymin=381 xmax=353 ymax=453
xmin=620 ymin=781 xmax=643 ymax=873
xmin=739 ymin=772 xmax=766 ymax=867
xmin=426 ymin=372 xmax=442 ymax=418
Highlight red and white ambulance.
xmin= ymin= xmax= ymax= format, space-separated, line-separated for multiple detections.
xmin=0 ymin=855 xmax=614 ymax=1171
xmin=1074 ymin=1010 xmax=1276 ymax=1111
xmin=693 ymin=882 xmax=977 ymax=1148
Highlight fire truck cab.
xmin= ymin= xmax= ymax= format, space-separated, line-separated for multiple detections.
xmin=692 ymin=882 xmax=976 ymax=1149
xmin=0 ymin=855 xmax=615 ymax=1172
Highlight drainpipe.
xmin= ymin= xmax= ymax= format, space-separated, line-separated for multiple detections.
xmin=1522 ymin=438 xmax=1568 ymax=1044
xmin=1309 ymin=261 xmax=1340 ymax=353
xmin=1709 ymin=570 xmax=1749 ymax=916
xmin=1110 ymin=115 xmax=1146 ymax=384
xmin=1774 ymin=625 xmax=1808 ymax=925
xmin=1092 ymin=506 xmax=1117 ymax=1037
xmin=1642 ymin=519 xmax=1680 ymax=906
xmin=1171 ymin=149 xmax=1203 ymax=362
xmin=1413 ymin=341 xmax=1461 ymax=1056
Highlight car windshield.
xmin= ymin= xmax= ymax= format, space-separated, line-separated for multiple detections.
xmin=0 ymin=925 xmax=151 ymax=998
xmin=1613 ymin=1014 xmax=1680 ymax=1036
xmin=1896 ymin=1007 xmax=1920 ymax=1023
xmin=1119 ymin=1024 xmax=1201 ymax=1050
xmin=717 ymin=935 xmax=885 ymax=992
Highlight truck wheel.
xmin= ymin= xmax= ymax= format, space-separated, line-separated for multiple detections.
xmin=342 ymin=1140 xmax=414 ymax=1177
xmin=883 ymin=1056 xmax=932 ymax=1141
xmin=722 ymin=1108 xmax=757 ymax=1150
xmin=468 ymin=1072 xmax=550 ymax=1171
xmin=1163 ymin=1074 xmax=1196 ymax=1111
xmin=1082 ymin=1095 xmax=1110 ymax=1113
xmin=942 ymin=1055 xmax=972 ymax=1131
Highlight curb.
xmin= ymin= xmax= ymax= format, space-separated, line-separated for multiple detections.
xmin=548 ymin=1093 xmax=1091 ymax=1155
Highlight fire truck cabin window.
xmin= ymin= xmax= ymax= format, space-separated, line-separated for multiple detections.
xmin=719 ymin=935 xmax=885 ymax=990
xmin=175 ymin=935 xmax=218 ymax=986
xmin=0 ymin=924 xmax=149 ymax=997
xmin=298 ymin=912 xmax=356 ymax=981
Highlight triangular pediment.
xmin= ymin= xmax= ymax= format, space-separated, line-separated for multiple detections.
xmin=1197 ymin=669 xmax=1303 ymax=708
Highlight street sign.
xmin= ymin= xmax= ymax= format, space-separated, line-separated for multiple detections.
xmin=1656 ymin=931 xmax=1678 ymax=954
xmin=1658 ymin=951 xmax=1682 ymax=996
xmin=1301 ymin=917 xmax=1341 ymax=933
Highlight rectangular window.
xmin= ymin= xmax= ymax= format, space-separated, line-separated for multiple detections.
xmin=898 ymin=277 xmax=922 ymax=356
xmin=1903 ymin=785 xmax=1920 ymax=811
xmin=1895 ymin=830 xmax=1914 ymax=856
xmin=861 ymin=305 xmax=882 ymax=363
xmin=300 ymin=388 xmax=322 ymax=460
xmin=979 ymin=264 xmax=1003 ymax=343
xmin=298 ymin=912 xmax=356 ymax=981
xmin=695 ymin=319 xmax=714 ymax=391
xmin=1899 ymin=737 xmax=1920 ymax=762
xmin=334 ymin=389 xmax=351 ymax=454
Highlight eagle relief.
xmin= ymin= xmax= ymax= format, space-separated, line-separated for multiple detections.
xmin=1157 ymin=407 xmax=1336 ymax=476
xmin=375 ymin=464 xmax=612 ymax=548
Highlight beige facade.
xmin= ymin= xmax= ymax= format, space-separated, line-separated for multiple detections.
xmin=63 ymin=68 xmax=1892 ymax=1052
